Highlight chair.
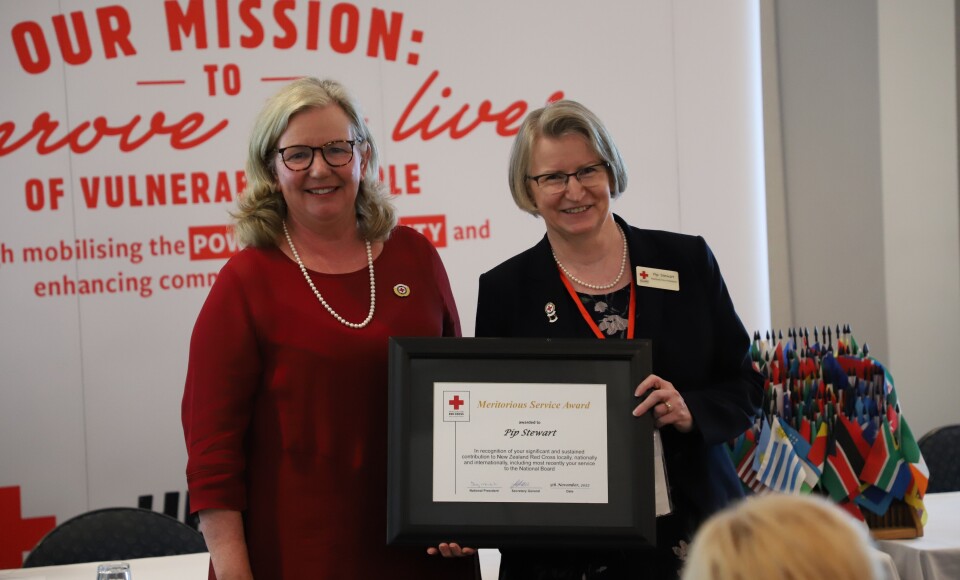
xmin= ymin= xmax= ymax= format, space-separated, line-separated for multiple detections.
xmin=22 ymin=507 xmax=207 ymax=568
xmin=917 ymin=424 xmax=960 ymax=493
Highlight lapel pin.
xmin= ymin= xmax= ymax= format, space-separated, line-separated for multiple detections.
xmin=393 ymin=283 xmax=411 ymax=297
xmin=545 ymin=302 xmax=558 ymax=323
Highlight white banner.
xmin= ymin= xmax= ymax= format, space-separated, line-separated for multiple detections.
xmin=0 ymin=0 xmax=767 ymax=566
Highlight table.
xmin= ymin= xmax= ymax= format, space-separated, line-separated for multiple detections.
xmin=0 ymin=550 xmax=502 ymax=579
xmin=876 ymin=491 xmax=960 ymax=580
xmin=0 ymin=553 xmax=209 ymax=579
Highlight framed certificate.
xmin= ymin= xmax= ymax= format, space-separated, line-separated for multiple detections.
xmin=386 ymin=337 xmax=655 ymax=549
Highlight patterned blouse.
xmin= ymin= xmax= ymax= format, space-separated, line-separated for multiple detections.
xmin=577 ymin=284 xmax=632 ymax=338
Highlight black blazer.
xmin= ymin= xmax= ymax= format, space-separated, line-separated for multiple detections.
xmin=476 ymin=214 xmax=763 ymax=526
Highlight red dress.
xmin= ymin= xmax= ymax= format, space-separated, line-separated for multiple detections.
xmin=182 ymin=226 xmax=477 ymax=579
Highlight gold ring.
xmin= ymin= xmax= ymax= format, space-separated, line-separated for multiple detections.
xmin=664 ymin=401 xmax=672 ymax=412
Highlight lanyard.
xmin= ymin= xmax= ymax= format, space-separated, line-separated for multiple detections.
xmin=557 ymin=265 xmax=636 ymax=339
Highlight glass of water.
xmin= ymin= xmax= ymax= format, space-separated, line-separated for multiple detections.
xmin=96 ymin=562 xmax=131 ymax=580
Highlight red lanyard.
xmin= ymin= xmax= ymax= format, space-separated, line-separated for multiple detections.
xmin=557 ymin=265 xmax=636 ymax=339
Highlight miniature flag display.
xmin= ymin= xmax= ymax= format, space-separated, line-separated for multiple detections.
xmin=729 ymin=325 xmax=928 ymax=530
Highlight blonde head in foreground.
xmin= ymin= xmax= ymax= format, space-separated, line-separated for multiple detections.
xmin=681 ymin=494 xmax=884 ymax=580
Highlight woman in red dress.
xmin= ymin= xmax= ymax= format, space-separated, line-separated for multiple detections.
xmin=182 ymin=78 xmax=478 ymax=579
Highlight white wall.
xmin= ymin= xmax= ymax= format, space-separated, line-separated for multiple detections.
xmin=768 ymin=0 xmax=889 ymax=357
xmin=766 ymin=0 xmax=960 ymax=437
xmin=674 ymin=1 xmax=770 ymax=333
xmin=878 ymin=0 xmax=960 ymax=437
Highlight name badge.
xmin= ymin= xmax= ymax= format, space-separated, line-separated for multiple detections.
xmin=635 ymin=266 xmax=680 ymax=292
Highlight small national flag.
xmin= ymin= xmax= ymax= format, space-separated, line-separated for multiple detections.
xmin=807 ymin=422 xmax=828 ymax=470
xmin=753 ymin=416 xmax=773 ymax=473
xmin=897 ymin=416 xmax=921 ymax=463
xmin=836 ymin=499 xmax=866 ymax=522
xmin=822 ymin=352 xmax=852 ymax=392
xmin=756 ymin=417 xmax=807 ymax=494
xmin=860 ymin=419 xmax=904 ymax=492
xmin=909 ymin=459 xmax=930 ymax=497
xmin=729 ymin=428 xmax=756 ymax=473
xmin=823 ymin=433 xmax=862 ymax=502
xmin=737 ymin=443 xmax=770 ymax=494
xmin=904 ymin=479 xmax=929 ymax=527
xmin=835 ymin=414 xmax=868 ymax=475
xmin=855 ymin=484 xmax=895 ymax=516
xmin=799 ymin=417 xmax=812 ymax=443
xmin=890 ymin=462 xmax=913 ymax=500
xmin=777 ymin=418 xmax=820 ymax=490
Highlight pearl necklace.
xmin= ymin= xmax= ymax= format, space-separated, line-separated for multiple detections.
xmin=282 ymin=221 xmax=375 ymax=329
xmin=552 ymin=224 xmax=628 ymax=291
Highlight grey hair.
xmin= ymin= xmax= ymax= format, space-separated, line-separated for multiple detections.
xmin=507 ymin=99 xmax=628 ymax=215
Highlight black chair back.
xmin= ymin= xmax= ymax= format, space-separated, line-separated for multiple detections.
xmin=22 ymin=507 xmax=207 ymax=568
xmin=917 ymin=424 xmax=960 ymax=493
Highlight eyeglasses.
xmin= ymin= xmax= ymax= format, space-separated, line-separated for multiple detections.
xmin=526 ymin=162 xmax=610 ymax=195
xmin=276 ymin=139 xmax=362 ymax=171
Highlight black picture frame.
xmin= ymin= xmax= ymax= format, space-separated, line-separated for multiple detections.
xmin=386 ymin=337 xmax=655 ymax=549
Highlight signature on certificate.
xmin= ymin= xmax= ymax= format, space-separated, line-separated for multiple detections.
xmin=469 ymin=481 xmax=499 ymax=488
xmin=511 ymin=480 xmax=531 ymax=489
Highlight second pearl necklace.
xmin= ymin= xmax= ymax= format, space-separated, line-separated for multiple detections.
xmin=552 ymin=224 xmax=628 ymax=291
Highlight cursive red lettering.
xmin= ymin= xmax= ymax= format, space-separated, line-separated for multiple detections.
xmin=167 ymin=113 xmax=230 ymax=150
xmin=446 ymin=100 xmax=489 ymax=139
xmin=496 ymin=101 xmax=528 ymax=136
xmin=117 ymin=114 xmax=157 ymax=151
xmin=0 ymin=111 xmax=229 ymax=156
xmin=0 ymin=115 xmax=47 ymax=154
xmin=393 ymin=70 xmax=441 ymax=141
xmin=70 ymin=119 xmax=106 ymax=154
xmin=35 ymin=115 xmax=73 ymax=155
xmin=393 ymin=70 xmax=564 ymax=142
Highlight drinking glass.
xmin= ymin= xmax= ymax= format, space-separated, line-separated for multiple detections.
xmin=96 ymin=562 xmax=131 ymax=580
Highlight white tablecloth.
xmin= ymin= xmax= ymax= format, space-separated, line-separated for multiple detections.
xmin=0 ymin=550 xmax=503 ymax=580
xmin=876 ymin=491 xmax=960 ymax=580
xmin=13 ymin=509 xmax=949 ymax=580
xmin=0 ymin=553 xmax=209 ymax=579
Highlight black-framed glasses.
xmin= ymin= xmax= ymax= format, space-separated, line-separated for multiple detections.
xmin=276 ymin=139 xmax=362 ymax=171
xmin=526 ymin=162 xmax=610 ymax=195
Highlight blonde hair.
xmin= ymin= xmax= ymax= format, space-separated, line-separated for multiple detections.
xmin=681 ymin=494 xmax=884 ymax=580
xmin=507 ymin=99 xmax=628 ymax=215
xmin=233 ymin=77 xmax=396 ymax=247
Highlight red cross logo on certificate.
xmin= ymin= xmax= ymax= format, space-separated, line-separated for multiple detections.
xmin=448 ymin=395 xmax=465 ymax=410
xmin=638 ymin=270 xmax=649 ymax=280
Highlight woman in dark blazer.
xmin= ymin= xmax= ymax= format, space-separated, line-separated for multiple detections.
xmin=475 ymin=100 xmax=763 ymax=580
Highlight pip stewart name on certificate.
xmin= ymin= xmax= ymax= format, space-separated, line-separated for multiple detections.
xmin=433 ymin=382 xmax=608 ymax=503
